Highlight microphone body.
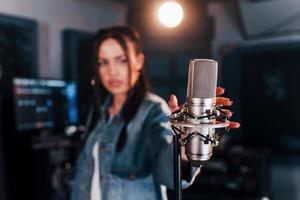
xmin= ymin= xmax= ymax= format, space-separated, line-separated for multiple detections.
xmin=170 ymin=59 xmax=229 ymax=167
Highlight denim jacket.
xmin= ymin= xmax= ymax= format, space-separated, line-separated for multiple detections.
xmin=71 ymin=92 xmax=200 ymax=200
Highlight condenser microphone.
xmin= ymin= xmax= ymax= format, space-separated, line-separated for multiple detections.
xmin=170 ymin=59 xmax=229 ymax=167
xmin=186 ymin=59 xmax=218 ymax=166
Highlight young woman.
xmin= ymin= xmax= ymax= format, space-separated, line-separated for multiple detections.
xmin=71 ymin=26 xmax=239 ymax=200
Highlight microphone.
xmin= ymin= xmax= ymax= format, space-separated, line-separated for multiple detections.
xmin=170 ymin=59 xmax=229 ymax=167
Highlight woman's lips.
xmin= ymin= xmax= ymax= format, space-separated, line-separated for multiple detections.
xmin=107 ymin=79 xmax=124 ymax=88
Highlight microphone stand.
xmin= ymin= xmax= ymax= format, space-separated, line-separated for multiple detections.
xmin=172 ymin=131 xmax=182 ymax=200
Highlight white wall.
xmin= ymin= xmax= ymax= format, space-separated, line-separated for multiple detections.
xmin=0 ymin=0 xmax=127 ymax=78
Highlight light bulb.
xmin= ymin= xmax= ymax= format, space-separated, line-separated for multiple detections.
xmin=158 ymin=1 xmax=184 ymax=28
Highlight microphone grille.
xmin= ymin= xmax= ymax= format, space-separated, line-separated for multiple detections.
xmin=186 ymin=59 xmax=218 ymax=99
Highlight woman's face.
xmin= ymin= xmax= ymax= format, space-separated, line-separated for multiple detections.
xmin=97 ymin=38 xmax=144 ymax=97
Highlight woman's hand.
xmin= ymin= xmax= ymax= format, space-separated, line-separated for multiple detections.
xmin=168 ymin=87 xmax=240 ymax=129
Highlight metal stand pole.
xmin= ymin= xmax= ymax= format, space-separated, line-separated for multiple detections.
xmin=173 ymin=132 xmax=182 ymax=200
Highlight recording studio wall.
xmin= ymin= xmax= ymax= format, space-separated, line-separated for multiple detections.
xmin=126 ymin=1 xmax=214 ymax=103
xmin=222 ymin=41 xmax=300 ymax=153
xmin=0 ymin=94 xmax=4 ymax=200
xmin=0 ymin=13 xmax=38 ymax=78
xmin=237 ymin=0 xmax=300 ymax=38
xmin=63 ymin=29 xmax=95 ymax=125
xmin=127 ymin=0 xmax=213 ymax=53
xmin=0 ymin=13 xmax=38 ymax=200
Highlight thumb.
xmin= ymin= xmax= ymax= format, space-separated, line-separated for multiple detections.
xmin=168 ymin=94 xmax=179 ymax=112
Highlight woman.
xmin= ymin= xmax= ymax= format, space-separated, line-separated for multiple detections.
xmin=71 ymin=26 xmax=239 ymax=200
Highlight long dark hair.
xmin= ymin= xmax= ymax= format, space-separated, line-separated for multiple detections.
xmin=92 ymin=26 xmax=150 ymax=150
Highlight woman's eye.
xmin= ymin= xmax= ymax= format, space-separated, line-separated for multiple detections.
xmin=97 ymin=60 xmax=107 ymax=67
xmin=117 ymin=58 xmax=128 ymax=65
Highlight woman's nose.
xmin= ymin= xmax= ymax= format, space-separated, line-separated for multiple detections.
xmin=108 ymin=63 xmax=118 ymax=76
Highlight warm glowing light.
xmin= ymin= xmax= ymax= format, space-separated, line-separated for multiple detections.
xmin=158 ymin=1 xmax=184 ymax=28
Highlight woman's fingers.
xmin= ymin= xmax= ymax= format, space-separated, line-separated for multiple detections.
xmin=169 ymin=93 xmax=240 ymax=129
xmin=216 ymin=87 xmax=240 ymax=128
xmin=229 ymin=121 xmax=240 ymax=129
xmin=221 ymin=109 xmax=232 ymax=118
xmin=168 ymin=94 xmax=179 ymax=112
xmin=216 ymin=97 xmax=233 ymax=106
xmin=216 ymin=87 xmax=225 ymax=96
xmin=216 ymin=87 xmax=232 ymax=106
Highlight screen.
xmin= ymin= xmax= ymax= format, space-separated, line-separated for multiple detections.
xmin=13 ymin=78 xmax=78 ymax=132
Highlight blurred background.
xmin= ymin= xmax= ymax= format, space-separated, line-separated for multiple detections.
xmin=1 ymin=0 xmax=300 ymax=199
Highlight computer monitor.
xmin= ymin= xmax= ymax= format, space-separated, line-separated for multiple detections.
xmin=13 ymin=78 xmax=78 ymax=132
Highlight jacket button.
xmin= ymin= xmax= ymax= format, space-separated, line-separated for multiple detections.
xmin=128 ymin=173 xmax=136 ymax=180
